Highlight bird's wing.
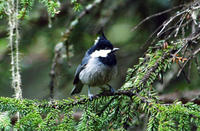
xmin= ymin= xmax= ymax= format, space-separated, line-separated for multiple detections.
xmin=73 ymin=64 xmax=85 ymax=84
xmin=71 ymin=54 xmax=90 ymax=95
xmin=71 ymin=64 xmax=86 ymax=95
xmin=73 ymin=53 xmax=90 ymax=85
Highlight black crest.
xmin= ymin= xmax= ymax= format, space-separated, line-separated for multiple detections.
xmin=88 ymin=32 xmax=113 ymax=54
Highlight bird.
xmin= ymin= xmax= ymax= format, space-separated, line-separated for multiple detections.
xmin=71 ymin=32 xmax=119 ymax=99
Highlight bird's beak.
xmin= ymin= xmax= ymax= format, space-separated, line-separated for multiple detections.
xmin=112 ymin=48 xmax=119 ymax=52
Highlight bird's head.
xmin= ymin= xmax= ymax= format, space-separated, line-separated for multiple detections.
xmin=88 ymin=32 xmax=119 ymax=58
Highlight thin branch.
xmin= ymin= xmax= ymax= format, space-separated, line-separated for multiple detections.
xmin=157 ymin=9 xmax=189 ymax=36
xmin=142 ymin=17 xmax=192 ymax=52
xmin=131 ymin=4 xmax=185 ymax=32
xmin=177 ymin=63 xmax=191 ymax=83
xmin=19 ymin=3 xmax=28 ymax=20
xmin=49 ymin=43 xmax=65 ymax=99
xmin=174 ymin=13 xmax=187 ymax=37
xmin=40 ymin=88 xmax=200 ymax=112
xmin=177 ymin=46 xmax=200 ymax=77
xmin=68 ymin=90 xmax=135 ymax=107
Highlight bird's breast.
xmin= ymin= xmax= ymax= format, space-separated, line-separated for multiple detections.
xmin=79 ymin=57 xmax=117 ymax=86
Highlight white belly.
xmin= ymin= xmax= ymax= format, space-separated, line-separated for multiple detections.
xmin=79 ymin=58 xmax=117 ymax=86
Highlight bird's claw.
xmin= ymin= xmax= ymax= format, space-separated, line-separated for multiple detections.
xmin=88 ymin=86 xmax=94 ymax=100
xmin=88 ymin=94 xmax=94 ymax=100
xmin=110 ymin=87 xmax=115 ymax=94
xmin=107 ymin=84 xmax=115 ymax=94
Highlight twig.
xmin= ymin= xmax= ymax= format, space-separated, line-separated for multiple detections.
xmin=174 ymin=13 xmax=187 ymax=37
xmin=177 ymin=46 xmax=200 ymax=77
xmin=161 ymin=18 xmax=192 ymax=39
xmin=162 ymin=16 xmax=186 ymax=40
xmin=177 ymin=63 xmax=191 ymax=83
xmin=68 ymin=90 xmax=135 ymax=107
xmin=175 ymin=29 xmax=200 ymax=77
xmin=172 ymin=41 xmax=188 ymax=58
xmin=131 ymin=4 xmax=185 ymax=32
xmin=19 ymin=3 xmax=28 ymax=20
xmin=143 ymin=18 xmax=192 ymax=51
xmin=53 ymin=88 xmax=200 ymax=111
xmin=49 ymin=43 xmax=64 ymax=99
xmin=157 ymin=9 xmax=189 ymax=36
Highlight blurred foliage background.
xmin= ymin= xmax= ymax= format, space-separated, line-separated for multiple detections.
xmin=0 ymin=0 xmax=199 ymax=100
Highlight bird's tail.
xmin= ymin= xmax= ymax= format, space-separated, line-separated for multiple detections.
xmin=71 ymin=83 xmax=84 ymax=95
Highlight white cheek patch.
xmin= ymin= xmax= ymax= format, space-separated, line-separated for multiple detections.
xmin=94 ymin=37 xmax=100 ymax=45
xmin=91 ymin=49 xmax=112 ymax=58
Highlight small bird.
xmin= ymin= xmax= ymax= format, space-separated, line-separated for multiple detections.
xmin=71 ymin=32 xmax=119 ymax=98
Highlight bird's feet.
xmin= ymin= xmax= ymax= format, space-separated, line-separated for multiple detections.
xmin=88 ymin=86 xmax=94 ymax=100
xmin=107 ymin=84 xmax=115 ymax=94
xmin=88 ymin=93 xmax=94 ymax=100
xmin=110 ymin=87 xmax=115 ymax=94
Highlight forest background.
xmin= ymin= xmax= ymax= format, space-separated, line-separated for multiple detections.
xmin=0 ymin=0 xmax=200 ymax=130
